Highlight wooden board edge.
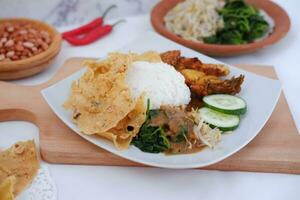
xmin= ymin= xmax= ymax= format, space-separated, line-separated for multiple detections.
xmin=41 ymin=148 xmax=300 ymax=174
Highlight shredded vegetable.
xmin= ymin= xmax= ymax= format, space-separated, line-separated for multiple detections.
xmin=164 ymin=0 xmax=225 ymax=42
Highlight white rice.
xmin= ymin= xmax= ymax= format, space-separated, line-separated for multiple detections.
xmin=125 ymin=61 xmax=191 ymax=109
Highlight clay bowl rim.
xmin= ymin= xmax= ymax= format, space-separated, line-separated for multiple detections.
xmin=151 ymin=0 xmax=291 ymax=56
xmin=0 ymin=18 xmax=62 ymax=72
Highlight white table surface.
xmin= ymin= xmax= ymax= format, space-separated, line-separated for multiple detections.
xmin=1 ymin=1 xmax=300 ymax=199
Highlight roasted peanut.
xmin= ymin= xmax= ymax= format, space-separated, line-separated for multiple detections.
xmin=6 ymin=51 xmax=15 ymax=58
xmin=0 ymin=22 xmax=52 ymax=62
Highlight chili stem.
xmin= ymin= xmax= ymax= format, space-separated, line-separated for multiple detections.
xmin=102 ymin=5 xmax=117 ymax=19
xmin=111 ymin=19 xmax=126 ymax=27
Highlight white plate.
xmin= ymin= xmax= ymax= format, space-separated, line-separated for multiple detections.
xmin=41 ymin=31 xmax=281 ymax=169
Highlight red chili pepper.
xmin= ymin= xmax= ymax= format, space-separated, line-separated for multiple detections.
xmin=64 ymin=20 xmax=125 ymax=46
xmin=62 ymin=5 xmax=116 ymax=39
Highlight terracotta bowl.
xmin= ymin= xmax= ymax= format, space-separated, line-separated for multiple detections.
xmin=151 ymin=0 xmax=290 ymax=56
xmin=0 ymin=18 xmax=62 ymax=80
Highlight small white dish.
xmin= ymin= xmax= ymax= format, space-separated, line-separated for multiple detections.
xmin=42 ymin=31 xmax=281 ymax=169
xmin=0 ymin=124 xmax=57 ymax=200
xmin=17 ymin=165 xmax=57 ymax=200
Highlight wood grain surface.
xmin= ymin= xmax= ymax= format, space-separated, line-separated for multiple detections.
xmin=0 ymin=57 xmax=299 ymax=174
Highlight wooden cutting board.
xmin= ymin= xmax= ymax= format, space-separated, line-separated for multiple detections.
xmin=0 ymin=58 xmax=299 ymax=174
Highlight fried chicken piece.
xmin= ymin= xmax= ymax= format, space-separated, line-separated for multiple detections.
xmin=180 ymin=69 xmax=206 ymax=85
xmin=176 ymin=57 xmax=203 ymax=71
xmin=160 ymin=50 xmax=229 ymax=76
xmin=176 ymin=57 xmax=229 ymax=76
xmin=160 ymin=50 xmax=181 ymax=66
xmin=180 ymin=69 xmax=244 ymax=96
xmin=199 ymin=63 xmax=230 ymax=77
xmin=160 ymin=50 xmax=244 ymax=96
xmin=190 ymin=75 xmax=245 ymax=96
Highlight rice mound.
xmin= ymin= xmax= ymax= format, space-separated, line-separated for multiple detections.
xmin=126 ymin=61 xmax=191 ymax=109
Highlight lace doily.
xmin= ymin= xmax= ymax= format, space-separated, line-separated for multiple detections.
xmin=17 ymin=164 xmax=57 ymax=200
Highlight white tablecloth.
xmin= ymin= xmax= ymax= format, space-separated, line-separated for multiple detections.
xmin=1 ymin=0 xmax=299 ymax=199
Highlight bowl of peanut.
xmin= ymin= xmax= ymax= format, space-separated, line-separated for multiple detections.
xmin=0 ymin=18 xmax=62 ymax=80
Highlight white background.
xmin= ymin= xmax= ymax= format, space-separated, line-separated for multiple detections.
xmin=1 ymin=0 xmax=300 ymax=199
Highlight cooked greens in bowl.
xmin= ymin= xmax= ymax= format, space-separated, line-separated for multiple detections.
xmin=164 ymin=0 xmax=272 ymax=45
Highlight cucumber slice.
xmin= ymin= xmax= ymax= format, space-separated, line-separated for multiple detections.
xmin=199 ymin=107 xmax=240 ymax=131
xmin=203 ymin=94 xmax=247 ymax=115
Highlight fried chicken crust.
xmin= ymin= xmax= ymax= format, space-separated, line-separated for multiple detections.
xmin=160 ymin=50 xmax=229 ymax=76
xmin=190 ymin=75 xmax=245 ymax=96
xmin=160 ymin=50 xmax=181 ymax=67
